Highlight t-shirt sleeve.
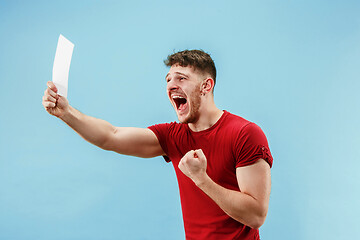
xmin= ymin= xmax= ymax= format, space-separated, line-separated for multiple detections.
xmin=148 ymin=123 xmax=171 ymax=162
xmin=235 ymin=122 xmax=273 ymax=168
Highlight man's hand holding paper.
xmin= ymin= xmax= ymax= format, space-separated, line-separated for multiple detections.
xmin=43 ymin=34 xmax=74 ymax=118
xmin=42 ymin=81 xmax=70 ymax=118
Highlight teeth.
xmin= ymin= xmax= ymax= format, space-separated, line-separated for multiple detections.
xmin=172 ymin=95 xmax=185 ymax=99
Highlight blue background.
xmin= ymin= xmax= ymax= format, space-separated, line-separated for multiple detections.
xmin=1 ymin=1 xmax=359 ymax=239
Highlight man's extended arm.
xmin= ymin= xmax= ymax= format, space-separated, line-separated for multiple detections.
xmin=178 ymin=149 xmax=271 ymax=229
xmin=42 ymin=81 xmax=164 ymax=158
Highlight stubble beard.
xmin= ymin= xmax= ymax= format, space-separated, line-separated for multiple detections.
xmin=179 ymin=87 xmax=201 ymax=124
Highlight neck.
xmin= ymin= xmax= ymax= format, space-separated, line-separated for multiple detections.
xmin=188 ymin=97 xmax=223 ymax=132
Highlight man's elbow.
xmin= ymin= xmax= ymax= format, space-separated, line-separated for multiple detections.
xmin=99 ymin=137 xmax=113 ymax=151
xmin=248 ymin=217 xmax=265 ymax=229
xmin=248 ymin=209 xmax=268 ymax=229
xmin=100 ymin=127 xmax=118 ymax=151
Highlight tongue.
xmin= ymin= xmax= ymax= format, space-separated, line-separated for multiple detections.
xmin=178 ymin=102 xmax=186 ymax=111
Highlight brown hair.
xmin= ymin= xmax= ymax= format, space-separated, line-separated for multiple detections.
xmin=164 ymin=49 xmax=217 ymax=85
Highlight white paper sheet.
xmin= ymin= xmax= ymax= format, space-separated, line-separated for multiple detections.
xmin=52 ymin=34 xmax=74 ymax=98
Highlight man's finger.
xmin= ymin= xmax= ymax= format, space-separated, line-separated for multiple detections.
xmin=47 ymin=81 xmax=58 ymax=93
xmin=47 ymin=88 xmax=59 ymax=99
xmin=43 ymin=101 xmax=56 ymax=108
xmin=178 ymin=161 xmax=188 ymax=175
xmin=195 ymin=149 xmax=206 ymax=160
xmin=183 ymin=150 xmax=195 ymax=158
xmin=44 ymin=94 xmax=57 ymax=103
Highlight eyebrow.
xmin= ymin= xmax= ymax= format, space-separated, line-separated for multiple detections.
xmin=165 ymin=72 xmax=189 ymax=80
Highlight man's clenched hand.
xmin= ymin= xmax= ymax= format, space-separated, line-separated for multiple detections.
xmin=42 ymin=81 xmax=69 ymax=118
xmin=178 ymin=149 xmax=208 ymax=185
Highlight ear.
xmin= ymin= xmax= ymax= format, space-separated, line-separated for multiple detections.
xmin=201 ymin=78 xmax=215 ymax=94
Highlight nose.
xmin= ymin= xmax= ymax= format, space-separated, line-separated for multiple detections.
xmin=167 ymin=79 xmax=178 ymax=91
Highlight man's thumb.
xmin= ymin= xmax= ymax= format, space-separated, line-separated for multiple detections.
xmin=194 ymin=149 xmax=205 ymax=159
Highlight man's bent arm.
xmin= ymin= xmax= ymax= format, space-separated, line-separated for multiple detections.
xmin=178 ymin=150 xmax=271 ymax=229
xmin=196 ymin=159 xmax=271 ymax=229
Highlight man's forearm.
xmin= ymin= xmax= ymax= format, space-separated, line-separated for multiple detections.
xmin=60 ymin=105 xmax=115 ymax=149
xmin=195 ymin=175 xmax=267 ymax=229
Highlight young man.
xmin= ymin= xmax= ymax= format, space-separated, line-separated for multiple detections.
xmin=42 ymin=50 xmax=273 ymax=240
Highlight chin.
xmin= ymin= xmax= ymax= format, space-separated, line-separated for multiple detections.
xmin=175 ymin=112 xmax=187 ymax=123
xmin=177 ymin=115 xmax=187 ymax=124
xmin=177 ymin=111 xmax=197 ymax=124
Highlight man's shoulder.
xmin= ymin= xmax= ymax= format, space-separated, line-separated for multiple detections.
xmin=223 ymin=110 xmax=253 ymax=129
xmin=148 ymin=121 xmax=187 ymax=134
xmin=224 ymin=111 xmax=270 ymax=151
xmin=222 ymin=111 xmax=268 ymax=140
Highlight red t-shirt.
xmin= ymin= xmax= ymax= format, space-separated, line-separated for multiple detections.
xmin=148 ymin=111 xmax=273 ymax=240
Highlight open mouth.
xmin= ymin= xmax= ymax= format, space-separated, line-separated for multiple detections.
xmin=172 ymin=95 xmax=187 ymax=111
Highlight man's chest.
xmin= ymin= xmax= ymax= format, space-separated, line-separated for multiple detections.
xmin=169 ymin=132 xmax=239 ymax=189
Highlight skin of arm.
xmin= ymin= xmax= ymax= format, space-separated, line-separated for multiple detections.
xmin=178 ymin=149 xmax=271 ymax=229
xmin=42 ymin=81 xmax=164 ymax=158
